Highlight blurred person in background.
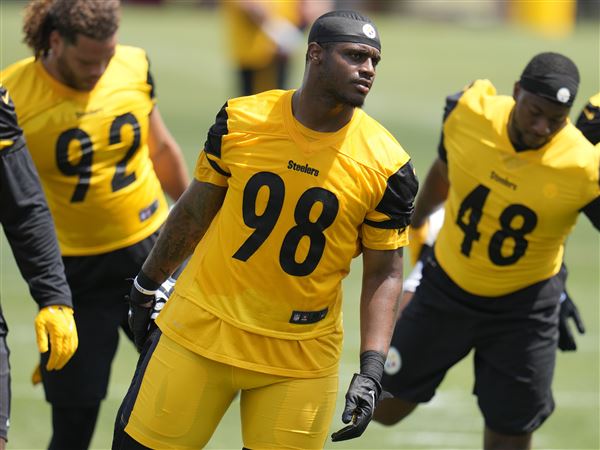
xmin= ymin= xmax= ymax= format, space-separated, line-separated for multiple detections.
xmin=222 ymin=0 xmax=331 ymax=96
xmin=508 ymin=0 xmax=577 ymax=37
xmin=374 ymin=52 xmax=599 ymax=450
xmin=0 ymin=0 xmax=189 ymax=448
xmin=576 ymin=92 xmax=600 ymax=146
xmin=0 ymin=85 xmax=78 ymax=450
xmin=113 ymin=10 xmax=418 ymax=450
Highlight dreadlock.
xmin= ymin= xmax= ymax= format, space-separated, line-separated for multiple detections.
xmin=23 ymin=0 xmax=120 ymax=59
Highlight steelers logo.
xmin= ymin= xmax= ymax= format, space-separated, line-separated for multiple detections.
xmin=384 ymin=346 xmax=401 ymax=375
xmin=556 ymin=87 xmax=571 ymax=104
xmin=362 ymin=23 xmax=377 ymax=39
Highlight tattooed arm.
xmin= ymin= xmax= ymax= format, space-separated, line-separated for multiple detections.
xmin=142 ymin=179 xmax=227 ymax=284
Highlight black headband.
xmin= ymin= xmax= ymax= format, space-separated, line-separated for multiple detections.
xmin=308 ymin=10 xmax=381 ymax=52
xmin=519 ymin=73 xmax=578 ymax=107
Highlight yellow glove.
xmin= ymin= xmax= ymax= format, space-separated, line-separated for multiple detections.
xmin=31 ymin=363 xmax=42 ymax=385
xmin=34 ymin=305 xmax=78 ymax=371
xmin=408 ymin=222 xmax=429 ymax=267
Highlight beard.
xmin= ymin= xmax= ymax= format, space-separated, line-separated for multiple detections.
xmin=326 ymin=84 xmax=365 ymax=108
xmin=56 ymin=54 xmax=96 ymax=91
xmin=318 ymin=71 xmax=366 ymax=108
xmin=511 ymin=122 xmax=548 ymax=151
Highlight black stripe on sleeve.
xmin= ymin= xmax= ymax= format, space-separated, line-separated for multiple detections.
xmin=576 ymin=102 xmax=600 ymax=145
xmin=146 ymin=56 xmax=156 ymax=100
xmin=581 ymin=195 xmax=600 ymax=231
xmin=204 ymin=102 xmax=229 ymax=159
xmin=364 ymin=160 xmax=419 ymax=231
xmin=438 ymin=88 xmax=467 ymax=162
xmin=206 ymin=155 xmax=231 ymax=177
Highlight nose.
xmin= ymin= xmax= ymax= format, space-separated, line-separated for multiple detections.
xmin=359 ymin=58 xmax=376 ymax=78
xmin=89 ymin=62 xmax=108 ymax=78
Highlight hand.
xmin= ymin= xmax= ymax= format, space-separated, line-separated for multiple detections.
xmin=128 ymin=276 xmax=156 ymax=352
xmin=34 ymin=305 xmax=78 ymax=370
xmin=262 ymin=18 xmax=303 ymax=55
xmin=558 ymin=291 xmax=585 ymax=351
xmin=31 ymin=363 xmax=42 ymax=385
xmin=129 ymin=263 xmax=187 ymax=352
xmin=331 ymin=373 xmax=386 ymax=442
xmin=408 ymin=222 xmax=429 ymax=267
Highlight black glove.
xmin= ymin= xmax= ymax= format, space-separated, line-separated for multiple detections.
xmin=128 ymin=271 xmax=161 ymax=352
xmin=331 ymin=351 xmax=390 ymax=442
xmin=558 ymin=290 xmax=585 ymax=351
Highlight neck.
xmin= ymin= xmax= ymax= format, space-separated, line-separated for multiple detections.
xmin=41 ymin=53 xmax=65 ymax=86
xmin=506 ymin=109 xmax=525 ymax=151
xmin=291 ymin=88 xmax=355 ymax=132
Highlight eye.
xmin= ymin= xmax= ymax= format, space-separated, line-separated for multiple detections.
xmin=528 ymin=108 xmax=542 ymax=117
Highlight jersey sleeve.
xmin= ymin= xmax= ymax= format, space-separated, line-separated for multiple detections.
xmin=576 ymin=99 xmax=600 ymax=145
xmin=438 ymin=88 xmax=466 ymax=162
xmin=0 ymin=87 xmax=72 ymax=308
xmin=194 ymin=102 xmax=231 ymax=187
xmin=361 ymin=160 xmax=418 ymax=250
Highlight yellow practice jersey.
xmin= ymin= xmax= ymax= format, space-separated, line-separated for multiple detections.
xmin=1 ymin=46 xmax=168 ymax=255
xmin=576 ymin=92 xmax=600 ymax=146
xmin=222 ymin=1 xmax=302 ymax=69
xmin=158 ymin=89 xmax=417 ymax=377
xmin=435 ymin=80 xmax=600 ymax=296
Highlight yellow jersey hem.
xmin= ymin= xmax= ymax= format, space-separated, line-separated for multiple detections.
xmin=59 ymin=214 xmax=165 ymax=256
xmin=173 ymin=289 xmax=341 ymax=341
xmin=159 ymin=324 xmax=339 ymax=379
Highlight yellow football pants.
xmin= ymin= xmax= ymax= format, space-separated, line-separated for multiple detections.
xmin=124 ymin=333 xmax=338 ymax=449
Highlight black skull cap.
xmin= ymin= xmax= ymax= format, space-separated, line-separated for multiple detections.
xmin=308 ymin=10 xmax=381 ymax=52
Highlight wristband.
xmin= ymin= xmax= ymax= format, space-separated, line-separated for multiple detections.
xmin=359 ymin=350 xmax=386 ymax=381
xmin=133 ymin=271 xmax=161 ymax=295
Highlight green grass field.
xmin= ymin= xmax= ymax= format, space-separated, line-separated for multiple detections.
xmin=1 ymin=2 xmax=598 ymax=449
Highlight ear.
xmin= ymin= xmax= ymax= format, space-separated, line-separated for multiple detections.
xmin=512 ymin=81 xmax=520 ymax=101
xmin=307 ymin=42 xmax=323 ymax=64
xmin=48 ymin=30 xmax=64 ymax=55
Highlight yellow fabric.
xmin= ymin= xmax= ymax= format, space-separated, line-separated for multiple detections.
xmin=589 ymin=92 xmax=600 ymax=108
xmin=34 ymin=306 xmax=78 ymax=370
xmin=436 ymin=79 xmax=600 ymax=296
xmin=1 ymin=46 xmax=168 ymax=255
xmin=125 ymin=334 xmax=338 ymax=450
xmin=158 ymin=89 xmax=412 ymax=377
xmin=222 ymin=0 xmax=301 ymax=69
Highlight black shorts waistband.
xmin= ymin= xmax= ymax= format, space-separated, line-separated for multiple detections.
xmin=421 ymin=257 xmax=563 ymax=315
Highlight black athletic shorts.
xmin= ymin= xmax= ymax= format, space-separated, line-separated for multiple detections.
xmin=0 ymin=307 xmax=10 ymax=441
xmin=40 ymin=232 xmax=159 ymax=406
xmin=382 ymin=257 xmax=562 ymax=435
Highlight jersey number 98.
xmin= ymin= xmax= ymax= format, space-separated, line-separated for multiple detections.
xmin=233 ymin=171 xmax=339 ymax=277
